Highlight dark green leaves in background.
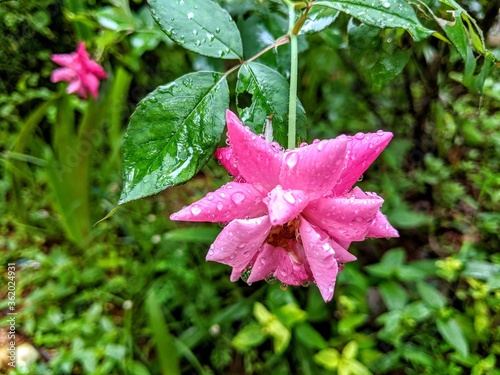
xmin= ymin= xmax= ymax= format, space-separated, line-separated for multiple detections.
xmin=148 ymin=0 xmax=243 ymax=59
xmin=348 ymin=22 xmax=411 ymax=91
xmin=119 ymin=72 xmax=228 ymax=204
xmin=236 ymin=62 xmax=307 ymax=146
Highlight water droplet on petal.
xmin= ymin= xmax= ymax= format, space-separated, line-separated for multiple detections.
xmin=284 ymin=191 xmax=296 ymax=204
xmin=265 ymin=273 xmax=277 ymax=284
xmin=377 ymin=130 xmax=385 ymax=136
xmin=191 ymin=205 xmax=201 ymax=216
xmin=358 ymin=174 xmax=364 ymax=182
xmin=301 ymin=280 xmax=310 ymax=287
xmin=354 ymin=132 xmax=365 ymax=140
xmin=317 ymin=140 xmax=327 ymax=151
xmin=240 ymin=269 xmax=251 ymax=282
xmin=187 ymin=12 xmax=194 ymax=19
xmin=217 ymin=202 xmax=223 ymax=211
xmin=285 ymin=152 xmax=298 ymax=169
xmin=279 ymin=282 xmax=288 ymax=291
xmin=231 ymin=192 xmax=245 ymax=204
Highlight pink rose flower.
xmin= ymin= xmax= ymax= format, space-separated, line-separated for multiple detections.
xmin=171 ymin=110 xmax=399 ymax=302
xmin=50 ymin=42 xmax=107 ymax=99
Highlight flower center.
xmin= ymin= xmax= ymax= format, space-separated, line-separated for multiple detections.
xmin=265 ymin=217 xmax=301 ymax=251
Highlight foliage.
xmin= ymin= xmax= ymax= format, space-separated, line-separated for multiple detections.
xmin=0 ymin=0 xmax=499 ymax=374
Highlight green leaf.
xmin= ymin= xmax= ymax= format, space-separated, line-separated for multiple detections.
xmin=416 ymin=282 xmax=447 ymax=309
xmin=146 ymin=290 xmax=180 ymax=375
xmin=346 ymin=360 xmax=373 ymax=375
xmin=236 ymin=62 xmax=307 ymax=146
xmin=338 ymin=314 xmax=368 ymax=336
xmin=379 ymin=281 xmax=408 ymax=310
xmin=314 ymin=0 xmax=433 ymax=41
xmin=276 ymin=304 xmax=308 ymax=328
xmin=232 ymin=323 xmax=267 ymax=352
xmin=163 ymin=226 xmax=220 ymax=243
xmin=441 ymin=13 xmax=468 ymax=60
xmin=299 ymin=6 xmax=339 ymax=35
xmin=388 ymin=208 xmax=432 ymax=228
xmin=402 ymin=302 xmax=431 ymax=322
xmin=462 ymin=261 xmax=500 ymax=280
xmin=436 ymin=318 xmax=469 ymax=357
xmin=348 ymin=22 xmax=411 ymax=90
xmin=365 ymin=248 xmax=405 ymax=278
xmin=342 ymin=341 xmax=358 ymax=360
xmin=314 ymin=348 xmax=340 ymax=370
xmin=396 ymin=264 xmax=428 ymax=282
xmin=119 ymin=72 xmax=228 ymax=204
xmin=149 ymin=0 xmax=243 ymax=59
xmin=253 ymin=302 xmax=273 ymax=325
xmin=401 ymin=344 xmax=433 ymax=366
xmin=267 ymin=319 xmax=291 ymax=354
xmin=295 ymin=323 xmax=328 ymax=350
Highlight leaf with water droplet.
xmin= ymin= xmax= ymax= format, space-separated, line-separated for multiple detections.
xmin=119 ymin=72 xmax=229 ymax=204
xmin=236 ymin=62 xmax=307 ymax=147
xmin=313 ymin=0 xmax=433 ymax=41
xmin=148 ymin=0 xmax=243 ymax=59
xmin=348 ymin=21 xmax=411 ymax=91
xmin=299 ymin=6 xmax=339 ymax=35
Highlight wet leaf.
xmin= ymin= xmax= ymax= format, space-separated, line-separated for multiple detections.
xmin=314 ymin=0 xmax=433 ymax=41
xmin=120 ymin=71 xmax=228 ymax=204
xmin=299 ymin=6 xmax=339 ymax=35
xmin=236 ymin=62 xmax=307 ymax=146
xmin=148 ymin=0 xmax=243 ymax=59
xmin=348 ymin=22 xmax=411 ymax=91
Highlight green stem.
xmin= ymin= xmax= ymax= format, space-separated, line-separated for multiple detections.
xmin=284 ymin=0 xmax=298 ymax=149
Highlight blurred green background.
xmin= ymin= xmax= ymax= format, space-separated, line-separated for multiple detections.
xmin=1 ymin=0 xmax=499 ymax=374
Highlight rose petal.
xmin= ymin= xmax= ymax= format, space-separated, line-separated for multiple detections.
xmin=273 ymin=247 xmax=309 ymax=285
xmin=367 ymin=211 xmax=399 ymax=238
xmin=51 ymin=52 xmax=77 ymax=67
xmin=266 ymin=186 xmax=309 ymax=226
xmin=279 ymin=138 xmax=348 ymax=199
xmin=86 ymin=59 xmax=108 ymax=79
xmin=247 ymin=243 xmax=276 ymax=283
xmin=206 ymin=216 xmax=271 ymax=281
xmin=299 ymin=218 xmax=339 ymax=302
xmin=66 ymin=79 xmax=87 ymax=98
xmin=333 ymin=131 xmax=393 ymax=195
xmin=226 ymin=110 xmax=282 ymax=190
xmin=51 ymin=68 xmax=77 ymax=83
xmin=214 ymin=147 xmax=240 ymax=178
xmin=303 ymin=187 xmax=384 ymax=242
xmin=170 ymin=181 xmax=267 ymax=222
xmin=82 ymin=73 xmax=100 ymax=99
